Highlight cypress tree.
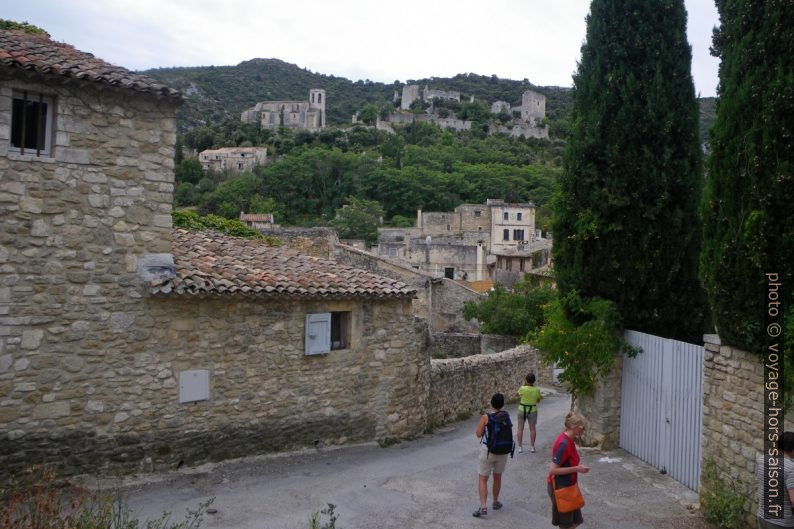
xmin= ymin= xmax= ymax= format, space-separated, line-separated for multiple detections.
xmin=553 ymin=0 xmax=706 ymax=342
xmin=701 ymin=1 xmax=793 ymax=351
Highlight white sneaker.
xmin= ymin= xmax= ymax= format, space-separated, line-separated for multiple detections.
xmin=518 ymin=446 xmax=523 ymax=453
xmin=530 ymin=446 xmax=536 ymax=453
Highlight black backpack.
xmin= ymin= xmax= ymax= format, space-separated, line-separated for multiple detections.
xmin=485 ymin=410 xmax=515 ymax=457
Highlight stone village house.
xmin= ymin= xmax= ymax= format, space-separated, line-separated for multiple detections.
xmin=375 ymin=199 xmax=551 ymax=288
xmin=198 ymin=146 xmax=267 ymax=173
xmin=0 ymin=29 xmax=427 ymax=478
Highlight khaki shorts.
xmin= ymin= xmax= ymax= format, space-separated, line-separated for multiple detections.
xmin=518 ymin=410 xmax=538 ymax=426
xmin=478 ymin=445 xmax=508 ymax=476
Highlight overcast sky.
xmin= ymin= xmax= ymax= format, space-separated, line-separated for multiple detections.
xmin=5 ymin=0 xmax=720 ymax=97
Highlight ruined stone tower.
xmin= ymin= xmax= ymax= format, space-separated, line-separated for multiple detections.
xmin=309 ymin=88 xmax=326 ymax=128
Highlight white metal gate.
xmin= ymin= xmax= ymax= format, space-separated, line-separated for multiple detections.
xmin=619 ymin=330 xmax=704 ymax=491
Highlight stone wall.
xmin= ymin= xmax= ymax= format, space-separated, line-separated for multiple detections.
xmin=481 ymin=334 xmax=519 ymax=354
xmin=0 ymin=72 xmax=177 ymax=477
xmin=429 ymin=333 xmax=480 ymax=358
xmin=427 ymin=345 xmax=546 ymax=425
xmin=334 ymin=245 xmax=479 ymax=333
xmin=0 ymin=296 xmax=428 ymax=478
xmin=700 ymin=335 xmax=763 ymax=519
xmin=431 ymin=278 xmax=481 ymax=333
xmin=257 ymin=226 xmax=339 ymax=259
xmin=575 ymin=356 xmax=623 ymax=450
xmin=428 ymin=333 xmax=517 ymax=358
xmin=700 ymin=335 xmax=794 ymax=522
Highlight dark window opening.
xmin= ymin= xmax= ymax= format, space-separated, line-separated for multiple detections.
xmin=517 ymin=212 xmax=523 ymax=221
xmin=11 ymin=95 xmax=50 ymax=155
xmin=444 ymin=267 xmax=455 ymax=279
xmin=331 ymin=311 xmax=350 ymax=350
xmin=503 ymin=229 xmax=509 ymax=241
xmin=514 ymin=229 xmax=524 ymax=241
xmin=503 ymin=212 xmax=509 ymax=220
xmin=474 ymin=210 xmax=481 ymax=217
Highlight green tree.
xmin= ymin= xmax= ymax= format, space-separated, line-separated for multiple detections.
xmin=389 ymin=215 xmax=415 ymax=228
xmin=174 ymin=182 xmax=198 ymax=207
xmin=174 ymin=135 xmax=184 ymax=165
xmin=700 ymin=0 xmax=794 ymax=352
xmin=249 ymin=194 xmax=285 ymax=221
xmin=331 ymin=196 xmax=384 ymax=245
xmin=701 ymin=0 xmax=793 ymax=409
xmin=530 ymin=290 xmax=638 ymax=400
xmin=463 ymin=279 xmax=555 ymax=336
xmin=553 ymin=0 xmax=706 ymax=342
xmin=174 ymin=158 xmax=204 ymax=185
xmin=358 ymin=103 xmax=379 ymax=125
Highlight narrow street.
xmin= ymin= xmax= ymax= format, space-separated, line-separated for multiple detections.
xmin=115 ymin=390 xmax=707 ymax=529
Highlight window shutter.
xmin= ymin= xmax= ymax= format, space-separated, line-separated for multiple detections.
xmin=305 ymin=313 xmax=331 ymax=355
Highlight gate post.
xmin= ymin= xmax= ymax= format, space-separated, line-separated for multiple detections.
xmin=575 ymin=355 xmax=623 ymax=449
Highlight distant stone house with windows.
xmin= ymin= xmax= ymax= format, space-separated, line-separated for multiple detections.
xmin=241 ymin=89 xmax=326 ymax=131
xmin=375 ymin=199 xmax=551 ymax=288
xmin=0 ymin=29 xmax=428 ymax=479
xmin=198 ymin=146 xmax=267 ymax=173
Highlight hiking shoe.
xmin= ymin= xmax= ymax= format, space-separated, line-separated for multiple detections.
xmin=530 ymin=446 xmax=536 ymax=453
xmin=472 ymin=507 xmax=487 ymax=517
xmin=493 ymin=501 xmax=503 ymax=510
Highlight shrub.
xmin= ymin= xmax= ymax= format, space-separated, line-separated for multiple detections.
xmin=172 ymin=210 xmax=280 ymax=244
xmin=462 ymin=278 xmax=555 ymax=337
xmin=700 ymin=459 xmax=747 ymax=529
xmin=0 ymin=466 xmax=213 ymax=529
xmin=529 ymin=290 xmax=638 ymax=399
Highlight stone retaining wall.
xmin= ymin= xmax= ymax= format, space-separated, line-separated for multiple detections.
xmin=700 ymin=335 xmax=794 ymax=523
xmin=575 ymin=356 xmax=623 ymax=449
xmin=429 ymin=333 xmax=517 ymax=358
xmin=700 ymin=335 xmax=764 ymax=520
xmin=427 ymin=345 xmax=546 ymax=425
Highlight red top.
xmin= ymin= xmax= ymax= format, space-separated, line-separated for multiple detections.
xmin=547 ymin=432 xmax=579 ymax=486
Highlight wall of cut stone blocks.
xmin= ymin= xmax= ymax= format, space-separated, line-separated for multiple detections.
xmin=427 ymin=345 xmax=550 ymax=425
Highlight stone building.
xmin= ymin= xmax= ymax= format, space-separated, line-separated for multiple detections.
xmin=0 ymin=30 xmax=428 ymax=479
xmin=375 ymin=199 xmax=550 ymax=287
xmin=491 ymin=100 xmax=512 ymax=114
xmin=489 ymin=89 xmax=549 ymax=139
xmin=518 ymin=89 xmax=546 ymax=124
xmin=241 ymin=89 xmax=325 ymax=131
xmin=198 ymin=146 xmax=267 ymax=173
xmin=238 ymin=212 xmax=276 ymax=229
xmin=400 ymin=84 xmax=460 ymax=110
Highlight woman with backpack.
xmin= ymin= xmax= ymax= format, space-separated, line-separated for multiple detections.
xmin=547 ymin=411 xmax=590 ymax=528
xmin=472 ymin=393 xmax=514 ymax=518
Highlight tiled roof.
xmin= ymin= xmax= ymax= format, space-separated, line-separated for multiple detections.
xmin=239 ymin=213 xmax=273 ymax=223
xmin=0 ymin=29 xmax=181 ymax=100
xmin=149 ymin=229 xmax=416 ymax=300
xmin=201 ymin=147 xmax=266 ymax=155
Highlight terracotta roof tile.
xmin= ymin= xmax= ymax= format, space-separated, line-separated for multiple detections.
xmin=0 ymin=29 xmax=181 ymax=100
xmin=149 ymin=229 xmax=416 ymax=300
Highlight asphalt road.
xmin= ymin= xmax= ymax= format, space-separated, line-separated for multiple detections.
xmin=115 ymin=390 xmax=707 ymax=529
